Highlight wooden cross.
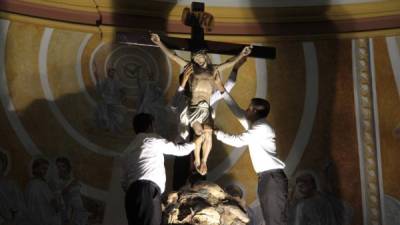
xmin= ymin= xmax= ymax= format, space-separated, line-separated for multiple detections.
xmin=116 ymin=2 xmax=276 ymax=188
xmin=183 ymin=2 xmax=208 ymax=52
xmin=117 ymin=2 xmax=276 ymax=59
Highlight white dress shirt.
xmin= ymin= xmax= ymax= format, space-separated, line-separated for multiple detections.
xmin=120 ymin=133 xmax=195 ymax=193
xmin=215 ymin=92 xmax=285 ymax=173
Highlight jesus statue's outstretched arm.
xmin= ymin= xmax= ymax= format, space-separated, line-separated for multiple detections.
xmin=215 ymin=46 xmax=252 ymax=74
xmin=150 ymin=33 xmax=188 ymax=67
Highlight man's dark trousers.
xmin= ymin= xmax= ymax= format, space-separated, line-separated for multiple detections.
xmin=258 ymin=169 xmax=288 ymax=225
xmin=125 ymin=180 xmax=161 ymax=225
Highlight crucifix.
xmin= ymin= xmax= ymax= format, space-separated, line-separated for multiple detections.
xmin=117 ymin=2 xmax=276 ymax=189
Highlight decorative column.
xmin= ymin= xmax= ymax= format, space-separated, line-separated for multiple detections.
xmin=352 ymin=38 xmax=384 ymax=225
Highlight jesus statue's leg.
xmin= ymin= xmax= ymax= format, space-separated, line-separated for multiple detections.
xmin=199 ymin=125 xmax=213 ymax=175
xmin=192 ymin=122 xmax=204 ymax=173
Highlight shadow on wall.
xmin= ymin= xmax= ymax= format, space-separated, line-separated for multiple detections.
xmin=106 ymin=1 xmax=178 ymax=34
xmin=13 ymin=74 xmax=192 ymax=225
xmin=18 ymin=86 xmax=123 ymax=225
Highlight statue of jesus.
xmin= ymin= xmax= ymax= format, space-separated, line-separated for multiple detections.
xmin=150 ymin=33 xmax=251 ymax=175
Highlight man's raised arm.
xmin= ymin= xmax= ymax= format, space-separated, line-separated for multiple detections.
xmin=160 ymin=136 xmax=202 ymax=156
xmin=210 ymin=57 xmax=247 ymax=107
xmin=222 ymin=93 xmax=250 ymax=130
xmin=170 ymin=65 xmax=192 ymax=112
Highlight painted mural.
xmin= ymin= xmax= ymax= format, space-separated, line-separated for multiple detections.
xmin=0 ymin=17 xmax=399 ymax=225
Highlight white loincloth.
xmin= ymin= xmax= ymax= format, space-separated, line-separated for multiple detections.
xmin=179 ymin=101 xmax=211 ymax=139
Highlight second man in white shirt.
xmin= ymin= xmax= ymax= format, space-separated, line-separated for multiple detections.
xmin=214 ymin=82 xmax=288 ymax=225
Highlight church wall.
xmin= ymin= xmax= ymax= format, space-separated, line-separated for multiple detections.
xmin=0 ymin=14 xmax=399 ymax=225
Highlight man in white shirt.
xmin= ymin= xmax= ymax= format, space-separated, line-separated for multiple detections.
xmin=121 ymin=113 xmax=201 ymax=225
xmin=213 ymin=89 xmax=288 ymax=225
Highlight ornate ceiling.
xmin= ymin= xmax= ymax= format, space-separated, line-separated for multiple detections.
xmin=0 ymin=0 xmax=399 ymax=36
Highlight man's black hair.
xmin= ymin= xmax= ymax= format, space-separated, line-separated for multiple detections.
xmin=251 ymin=98 xmax=270 ymax=119
xmin=133 ymin=113 xmax=154 ymax=134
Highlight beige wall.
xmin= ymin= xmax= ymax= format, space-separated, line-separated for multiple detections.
xmin=0 ymin=15 xmax=399 ymax=224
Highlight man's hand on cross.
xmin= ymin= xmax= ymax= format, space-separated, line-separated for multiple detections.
xmin=180 ymin=64 xmax=193 ymax=88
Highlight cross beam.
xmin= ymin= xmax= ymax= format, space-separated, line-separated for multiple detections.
xmin=117 ymin=2 xmax=276 ymax=59
xmin=117 ymin=33 xmax=276 ymax=59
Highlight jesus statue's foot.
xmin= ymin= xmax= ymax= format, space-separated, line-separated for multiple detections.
xmin=194 ymin=160 xmax=202 ymax=174
xmin=199 ymin=162 xmax=208 ymax=175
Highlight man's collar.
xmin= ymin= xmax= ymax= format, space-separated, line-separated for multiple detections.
xmin=250 ymin=118 xmax=266 ymax=127
xmin=135 ymin=132 xmax=159 ymax=138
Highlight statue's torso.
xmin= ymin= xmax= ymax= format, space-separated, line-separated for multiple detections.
xmin=190 ymin=72 xmax=215 ymax=105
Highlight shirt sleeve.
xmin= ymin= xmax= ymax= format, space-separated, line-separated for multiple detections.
xmin=215 ymin=130 xmax=250 ymax=148
xmin=209 ymin=92 xmax=221 ymax=107
xmin=170 ymin=87 xmax=187 ymax=113
xmin=155 ymin=139 xmax=195 ymax=156
xmin=222 ymin=92 xmax=250 ymax=129
xmin=210 ymin=70 xmax=237 ymax=107
xmin=224 ymin=69 xmax=238 ymax=92
xmin=210 ymin=81 xmax=237 ymax=108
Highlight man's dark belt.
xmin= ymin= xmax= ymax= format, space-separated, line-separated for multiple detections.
xmin=130 ymin=179 xmax=161 ymax=194
xmin=257 ymin=168 xmax=285 ymax=177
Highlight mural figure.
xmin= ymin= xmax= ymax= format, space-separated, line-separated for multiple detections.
xmin=125 ymin=63 xmax=178 ymax=141
xmin=0 ymin=151 xmax=29 ymax=225
xmin=25 ymin=158 xmax=61 ymax=225
xmin=49 ymin=157 xmax=88 ymax=225
xmin=384 ymin=194 xmax=400 ymax=225
xmin=94 ymin=64 xmax=127 ymax=133
xmin=150 ymin=32 xmax=251 ymax=175
xmin=288 ymin=171 xmax=353 ymax=225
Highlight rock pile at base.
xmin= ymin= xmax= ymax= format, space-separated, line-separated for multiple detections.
xmin=162 ymin=181 xmax=250 ymax=225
